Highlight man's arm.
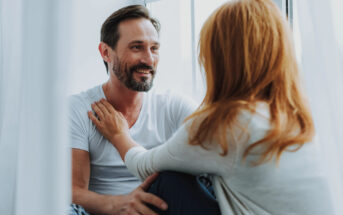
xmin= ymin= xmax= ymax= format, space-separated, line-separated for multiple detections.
xmin=72 ymin=149 xmax=167 ymax=215
xmin=72 ymin=149 xmax=112 ymax=214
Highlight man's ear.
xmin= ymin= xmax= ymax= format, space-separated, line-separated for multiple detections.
xmin=98 ymin=42 xmax=114 ymax=63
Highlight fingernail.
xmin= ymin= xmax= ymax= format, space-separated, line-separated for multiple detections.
xmin=161 ymin=203 xmax=168 ymax=210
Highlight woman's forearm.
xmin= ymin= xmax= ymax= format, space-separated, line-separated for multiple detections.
xmin=110 ymin=133 xmax=138 ymax=161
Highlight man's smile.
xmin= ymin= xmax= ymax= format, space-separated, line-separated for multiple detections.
xmin=135 ymin=69 xmax=152 ymax=74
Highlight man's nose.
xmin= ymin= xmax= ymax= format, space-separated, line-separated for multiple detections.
xmin=140 ymin=50 xmax=155 ymax=66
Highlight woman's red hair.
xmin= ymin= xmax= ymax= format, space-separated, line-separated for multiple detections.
xmin=186 ymin=0 xmax=314 ymax=164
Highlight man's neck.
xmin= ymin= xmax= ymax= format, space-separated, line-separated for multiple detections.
xmin=102 ymin=81 xmax=144 ymax=122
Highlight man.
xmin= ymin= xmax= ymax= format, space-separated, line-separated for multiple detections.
xmin=68 ymin=5 xmax=196 ymax=215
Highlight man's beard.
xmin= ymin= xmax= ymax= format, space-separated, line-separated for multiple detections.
xmin=112 ymin=60 xmax=156 ymax=92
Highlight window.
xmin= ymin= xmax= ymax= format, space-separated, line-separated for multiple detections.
xmin=149 ymin=0 xmax=293 ymax=102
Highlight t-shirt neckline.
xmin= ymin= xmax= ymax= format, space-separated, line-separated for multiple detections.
xmin=98 ymin=84 xmax=146 ymax=131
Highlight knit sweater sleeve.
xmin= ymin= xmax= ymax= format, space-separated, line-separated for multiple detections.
xmin=124 ymin=122 xmax=235 ymax=180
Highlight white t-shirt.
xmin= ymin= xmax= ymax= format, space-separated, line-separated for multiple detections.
xmin=125 ymin=102 xmax=334 ymax=215
xmin=68 ymin=84 xmax=197 ymax=195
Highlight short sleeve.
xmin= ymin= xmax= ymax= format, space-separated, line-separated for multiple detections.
xmin=168 ymin=92 xmax=198 ymax=129
xmin=67 ymin=96 xmax=89 ymax=151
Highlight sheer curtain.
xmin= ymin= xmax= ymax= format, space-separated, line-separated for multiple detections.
xmin=1 ymin=1 xmax=164 ymax=214
xmin=0 ymin=0 xmax=71 ymax=214
xmin=296 ymin=0 xmax=343 ymax=214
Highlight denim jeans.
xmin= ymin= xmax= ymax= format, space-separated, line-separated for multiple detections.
xmin=69 ymin=203 xmax=90 ymax=215
xmin=147 ymin=171 xmax=221 ymax=215
xmin=70 ymin=171 xmax=220 ymax=215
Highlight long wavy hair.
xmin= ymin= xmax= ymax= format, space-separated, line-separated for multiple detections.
xmin=186 ymin=0 xmax=314 ymax=164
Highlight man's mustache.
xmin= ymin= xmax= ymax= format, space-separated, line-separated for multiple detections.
xmin=130 ymin=63 xmax=156 ymax=75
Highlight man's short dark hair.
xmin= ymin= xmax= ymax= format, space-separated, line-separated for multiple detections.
xmin=100 ymin=5 xmax=160 ymax=73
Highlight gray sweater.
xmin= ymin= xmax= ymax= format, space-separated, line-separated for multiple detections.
xmin=125 ymin=103 xmax=334 ymax=215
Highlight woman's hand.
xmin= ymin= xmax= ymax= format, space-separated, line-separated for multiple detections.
xmin=88 ymin=99 xmax=129 ymax=144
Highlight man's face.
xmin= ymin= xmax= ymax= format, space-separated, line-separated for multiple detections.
xmin=111 ymin=18 xmax=160 ymax=92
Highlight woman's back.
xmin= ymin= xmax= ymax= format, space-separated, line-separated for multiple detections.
xmin=123 ymin=102 xmax=333 ymax=214
xmin=213 ymin=103 xmax=333 ymax=214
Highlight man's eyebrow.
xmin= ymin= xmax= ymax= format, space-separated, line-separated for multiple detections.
xmin=129 ymin=40 xmax=160 ymax=46
xmin=129 ymin=40 xmax=144 ymax=45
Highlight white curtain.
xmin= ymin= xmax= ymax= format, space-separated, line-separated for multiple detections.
xmin=0 ymin=0 xmax=164 ymax=214
xmin=0 ymin=0 xmax=71 ymax=214
xmin=296 ymin=0 xmax=343 ymax=214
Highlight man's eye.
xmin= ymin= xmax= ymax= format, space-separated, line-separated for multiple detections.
xmin=151 ymin=46 xmax=159 ymax=52
xmin=131 ymin=45 xmax=142 ymax=50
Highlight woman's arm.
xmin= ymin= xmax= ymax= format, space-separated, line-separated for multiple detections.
xmin=122 ymin=124 xmax=230 ymax=180
xmin=88 ymin=99 xmax=233 ymax=180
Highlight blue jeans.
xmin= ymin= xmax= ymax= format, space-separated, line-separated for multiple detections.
xmin=69 ymin=203 xmax=90 ymax=215
xmin=70 ymin=171 xmax=220 ymax=215
xmin=147 ymin=171 xmax=221 ymax=215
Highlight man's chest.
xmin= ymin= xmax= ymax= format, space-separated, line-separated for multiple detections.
xmin=87 ymin=117 xmax=176 ymax=164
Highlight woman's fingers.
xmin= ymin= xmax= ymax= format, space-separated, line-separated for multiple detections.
xmin=96 ymin=100 xmax=111 ymax=115
xmin=89 ymin=99 xmax=128 ymax=134
xmin=100 ymin=99 xmax=115 ymax=113
xmin=91 ymin=99 xmax=114 ymax=119
xmin=91 ymin=102 xmax=104 ymax=120
xmin=88 ymin=111 xmax=101 ymax=127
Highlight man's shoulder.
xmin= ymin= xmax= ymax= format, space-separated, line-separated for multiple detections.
xmin=146 ymin=89 xmax=196 ymax=107
xmin=68 ymin=85 xmax=104 ymax=110
xmin=144 ymin=89 xmax=198 ymax=122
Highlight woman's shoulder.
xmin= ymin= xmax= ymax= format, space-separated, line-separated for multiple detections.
xmin=238 ymin=102 xmax=271 ymax=130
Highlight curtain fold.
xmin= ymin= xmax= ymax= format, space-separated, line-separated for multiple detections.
xmin=0 ymin=0 xmax=23 ymax=214
xmin=0 ymin=0 xmax=71 ymax=214
xmin=296 ymin=0 xmax=343 ymax=214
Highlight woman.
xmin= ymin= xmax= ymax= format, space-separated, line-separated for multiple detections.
xmin=88 ymin=0 xmax=333 ymax=214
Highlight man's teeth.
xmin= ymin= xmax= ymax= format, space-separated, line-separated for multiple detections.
xmin=136 ymin=70 xmax=150 ymax=74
